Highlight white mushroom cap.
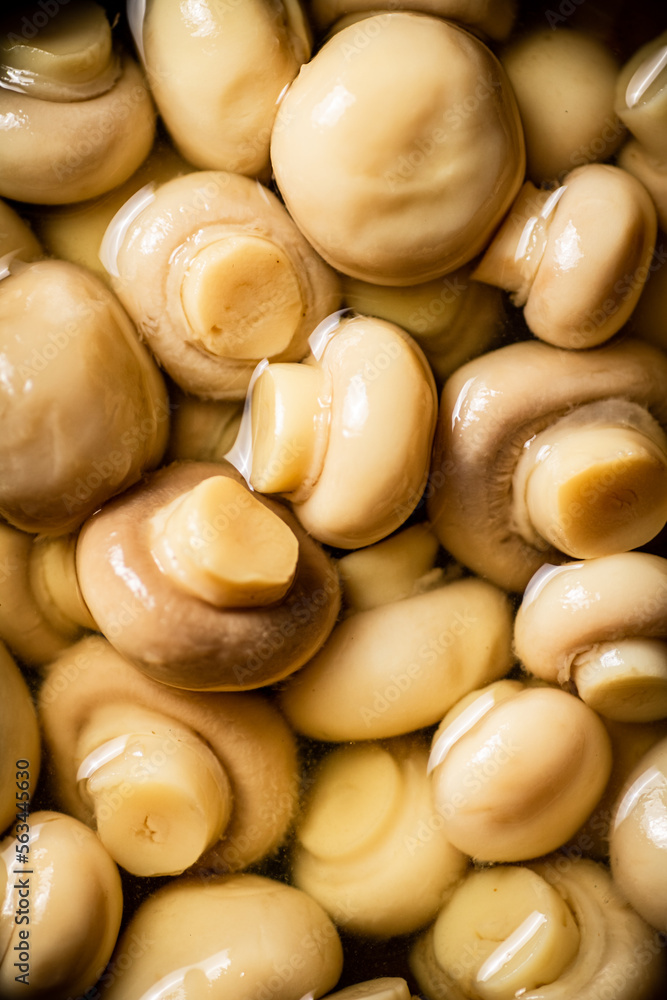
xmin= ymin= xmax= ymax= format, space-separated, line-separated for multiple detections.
xmin=271 ymin=12 xmax=525 ymax=285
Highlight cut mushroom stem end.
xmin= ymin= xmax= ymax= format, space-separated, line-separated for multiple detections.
xmin=77 ymin=707 xmax=232 ymax=877
xmin=150 ymin=475 xmax=299 ymax=608
xmin=572 ymin=638 xmax=667 ymax=722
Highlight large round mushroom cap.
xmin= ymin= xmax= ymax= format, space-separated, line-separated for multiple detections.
xmin=271 ymin=12 xmax=525 ymax=285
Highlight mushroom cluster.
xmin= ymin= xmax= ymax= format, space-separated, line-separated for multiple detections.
xmin=1 ymin=1 xmax=667 ymax=998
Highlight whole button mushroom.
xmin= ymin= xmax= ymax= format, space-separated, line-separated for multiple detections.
xmin=279 ymin=575 xmax=513 ymax=741
xmin=615 ymin=30 xmax=667 ymax=231
xmin=75 ymin=461 xmax=341 ymax=690
xmin=38 ymin=636 xmax=299 ymax=877
xmin=313 ymin=2 xmax=518 ymax=40
xmin=473 ymin=164 xmax=657 ymax=348
xmin=270 ymin=12 xmax=525 ymax=285
xmin=103 ymin=170 xmax=340 ymax=400
xmin=0 ymin=811 xmax=123 ymax=1000
xmin=292 ymin=738 xmax=468 ymax=937
xmin=0 ymin=0 xmax=155 ymax=204
xmin=410 ymin=857 xmax=663 ymax=1000
xmin=500 ymin=28 xmax=625 ymax=184
xmin=240 ymin=313 xmax=438 ymax=549
xmin=100 ymin=873 xmax=343 ymax=1000
xmin=610 ymin=735 xmax=667 ymax=932
xmin=0 ymin=642 xmax=40 ymax=835
xmin=136 ymin=0 xmax=311 ymax=177
xmin=428 ymin=679 xmax=612 ymax=862
xmin=0 ymin=525 xmax=96 ymax=667
xmin=0 ymin=258 xmax=169 ymax=535
xmin=427 ymin=339 xmax=667 ymax=593
xmin=515 ymin=553 xmax=667 ymax=722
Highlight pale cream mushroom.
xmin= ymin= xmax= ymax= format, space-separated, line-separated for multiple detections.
xmin=38 ymin=635 xmax=299 ymax=877
xmin=501 ymin=28 xmax=624 ymax=184
xmin=341 ymin=265 xmax=505 ymax=383
xmin=76 ymin=461 xmax=341 ymax=690
xmin=0 ymin=200 xmax=41 ymax=262
xmin=473 ymin=164 xmax=657 ymax=348
xmin=336 ymin=522 xmax=442 ymax=614
xmin=0 ymin=0 xmax=155 ymax=204
xmin=0 ymin=525 xmax=96 ymax=667
xmin=410 ymin=857 xmax=663 ymax=1000
xmin=313 ymin=2 xmax=517 ymax=40
xmin=0 ymin=811 xmax=123 ymax=1000
xmin=279 ymin=576 xmax=513 ymax=741
xmin=427 ymin=339 xmax=667 ymax=592
xmin=137 ymin=0 xmax=311 ymax=178
xmin=104 ymin=170 xmax=340 ymax=400
xmin=101 ymin=873 xmax=343 ymax=1000
xmin=515 ymin=553 xmax=667 ymax=722
xmin=0 ymin=642 xmax=40 ymax=835
xmin=292 ymin=737 xmax=468 ymax=937
xmin=32 ymin=140 xmax=191 ymax=282
xmin=270 ymin=12 xmax=525 ymax=285
xmin=428 ymin=679 xmax=612 ymax=862
xmin=615 ymin=31 xmax=667 ymax=231
xmin=610 ymin=734 xmax=667 ymax=932
xmin=242 ymin=313 xmax=438 ymax=549
xmin=0 ymin=258 xmax=169 ymax=535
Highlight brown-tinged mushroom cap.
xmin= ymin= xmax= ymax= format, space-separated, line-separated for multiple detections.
xmin=0 ymin=259 xmax=169 ymax=535
xmin=38 ymin=635 xmax=300 ymax=873
xmin=106 ymin=170 xmax=340 ymax=400
xmin=515 ymin=552 xmax=667 ymax=694
xmin=427 ymin=339 xmax=667 ymax=592
xmin=75 ymin=461 xmax=341 ymax=690
xmin=270 ymin=12 xmax=525 ymax=285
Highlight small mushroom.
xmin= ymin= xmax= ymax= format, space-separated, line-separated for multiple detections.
xmin=428 ymin=679 xmax=612 ymax=862
xmin=340 ymin=264 xmax=505 ymax=384
xmin=0 ymin=525 xmax=96 ymax=667
xmin=515 ymin=553 xmax=667 ymax=722
xmin=314 ymin=2 xmax=517 ymax=40
xmin=615 ymin=31 xmax=667 ymax=231
xmin=610 ymin=734 xmax=667 ymax=932
xmin=0 ymin=0 xmax=155 ymax=204
xmin=270 ymin=12 xmax=525 ymax=284
xmin=136 ymin=0 xmax=311 ymax=177
xmin=100 ymin=873 xmax=343 ymax=1000
xmin=473 ymin=164 xmax=657 ymax=348
xmin=38 ymin=635 xmax=299 ymax=876
xmin=279 ymin=575 xmax=513 ymax=741
xmin=410 ymin=857 xmax=663 ymax=1000
xmin=0 ymin=811 xmax=123 ymax=1000
xmin=240 ymin=313 xmax=438 ymax=549
xmin=0 ymin=258 xmax=169 ymax=535
xmin=500 ymin=27 xmax=625 ymax=184
xmin=103 ymin=169 xmax=340 ymax=399
xmin=0 ymin=642 xmax=40 ymax=835
xmin=75 ymin=461 xmax=341 ymax=690
xmin=292 ymin=737 xmax=468 ymax=937
xmin=427 ymin=339 xmax=667 ymax=592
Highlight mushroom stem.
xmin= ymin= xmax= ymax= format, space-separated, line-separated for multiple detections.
xmin=180 ymin=234 xmax=305 ymax=360
xmin=150 ymin=475 xmax=299 ymax=607
xmin=249 ymin=362 xmax=330 ymax=494
xmin=430 ymin=866 xmax=580 ymax=1000
xmin=619 ymin=32 xmax=667 ymax=162
xmin=30 ymin=535 xmax=97 ymax=634
xmin=0 ymin=0 xmax=118 ymax=101
xmin=572 ymin=638 xmax=667 ymax=722
xmin=513 ymin=400 xmax=667 ymax=559
xmin=76 ymin=704 xmax=232 ymax=877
